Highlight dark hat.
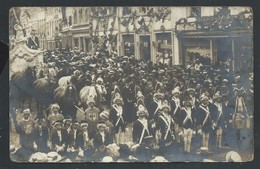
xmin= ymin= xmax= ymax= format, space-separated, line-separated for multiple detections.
xmin=71 ymin=120 xmax=79 ymax=125
xmin=34 ymin=115 xmax=45 ymax=122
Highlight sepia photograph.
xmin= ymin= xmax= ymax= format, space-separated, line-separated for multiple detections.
xmin=9 ymin=6 xmax=253 ymax=162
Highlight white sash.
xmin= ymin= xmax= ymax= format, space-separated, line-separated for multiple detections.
xmin=30 ymin=36 xmax=38 ymax=47
xmin=199 ymin=105 xmax=210 ymax=127
xmin=182 ymin=107 xmax=193 ymax=124
xmin=172 ymin=98 xmax=180 ymax=115
xmin=113 ymin=104 xmax=124 ymax=126
xmin=137 ymin=119 xmax=149 ymax=144
xmin=160 ymin=115 xmax=173 ymax=140
xmin=214 ymin=103 xmax=223 ymax=123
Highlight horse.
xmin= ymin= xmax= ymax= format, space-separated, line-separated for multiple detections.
xmin=79 ymin=85 xmax=101 ymax=106
xmin=58 ymin=73 xmax=87 ymax=92
xmin=33 ymin=77 xmax=58 ymax=117
xmin=53 ymin=83 xmax=79 ymax=118
xmin=9 ymin=67 xmax=36 ymax=128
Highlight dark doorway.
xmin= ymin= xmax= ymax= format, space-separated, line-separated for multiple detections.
xmin=122 ymin=34 xmax=135 ymax=56
xmin=139 ymin=35 xmax=151 ymax=62
xmin=215 ymin=38 xmax=232 ymax=64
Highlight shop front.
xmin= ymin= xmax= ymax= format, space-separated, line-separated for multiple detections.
xmin=176 ymin=8 xmax=253 ymax=71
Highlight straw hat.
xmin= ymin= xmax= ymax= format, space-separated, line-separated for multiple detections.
xmin=29 ymin=152 xmax=48 ymax=163
xmin=150 ymin=156 xmax=168 ymax=162
xmin=102 ymin=156 xmax=114 ymax=162
xmin=47 ymin=152 xmax=62 ymax=162
xmin=225 ymin=151 xmax=242 ymax=162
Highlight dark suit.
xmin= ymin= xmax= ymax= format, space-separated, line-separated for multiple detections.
xmin=34 ymin=124 xmax=49 ymax=153
xmin=109 ymin=104 xmax=126 ymax=133
xmin=27 ymin=36 xmax=39 ymax=50
xmin=76 ymin=130 xmax=95 ymax=159
xmin=67 ymin=129 xmax=81 ymax=148
xmin=51 ymin=129 xmax=66 ymax=147
xmin=132 ymin=119 xmax=151 ymax=144
xmin=93 ymin=131 xmax=112 ymax=149
xmin=196 ymin=105 xmax=213 ymax=133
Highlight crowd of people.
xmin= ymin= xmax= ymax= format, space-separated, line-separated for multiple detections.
xmin=10 ymin=46 xmax=253 ymax=162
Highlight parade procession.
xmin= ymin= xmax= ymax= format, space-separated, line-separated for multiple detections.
xmin=9 ymin=7 xmax=253 ymax=162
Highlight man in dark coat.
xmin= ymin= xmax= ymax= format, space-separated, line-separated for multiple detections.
xmin=179 ymin=96 xmax=196 ymax=154
xmin=66 ymin=120 xmax=81 ymax=159
xmin=76 ymin=121 xmax=95 ymax=161
xmin=34 ymin=116 xmax=49 ymax=153
xmin=196 ymin=93 xmax=213 ymax=151
xmin=170 ymin=86 xmax=182 ymax=144
xmin=93 ymin=122 xmax=113 ymax=160
xmin=132 ymin=105 xmax=151 ymax=145
xmin=51 ymin=120 xmax=66 ymax=156
xmin=156 ymin=100 xmax=175 ymax=156
xmin=110 ymin=93 xmax=126 ymax=144
xmin=27 ymin=30 xmax=39 ymax=50
xmin=121 ymin=82 xmax=135 ymax=123
xmin=211 ymin=91 xmax=226 ymax=148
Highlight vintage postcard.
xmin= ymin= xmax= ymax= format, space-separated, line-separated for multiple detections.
xmin=9 ymin=6 xmax=253 ymax=162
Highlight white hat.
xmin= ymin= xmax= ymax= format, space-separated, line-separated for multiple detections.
xmin=172 ymin=86 xmax=180 ymax=95
xmin=150 ymin=156 xmax=168 ymax=162
xmin=102 ymin=156 xmax=114 ymax=162
xmin=137 ymin=105 xmax=148 ymax=116
xmin=47 ymin=152 xmax=62 ymax=162
xmin=113 ymin=95 xmax=123 ymax=104
xmin=96 ymin=77 xmax=103 ymax=83
xmin=80 ymin=121 xmax=89 ymax=127
xmin=161 ymin=100 xmax=171 ymax=110
xmin=100 ymin=111 xmax=109 ymax=119
xmin=97 ymin=123 xmax=107 ymax=129
xmin=22 ymin=108 xmax=31 ymax=115
xmin=51 ymin=103 xmax=60 ymax=110
xmin=213 ymin=91 xmax=222 ymax=100
xmin=225 ymin=151 xmax=242 ymax=162
xmin=200 ymin=93 xmax=209 ymax=102
xmin=29 ymin=152 xmax=48 ymax=163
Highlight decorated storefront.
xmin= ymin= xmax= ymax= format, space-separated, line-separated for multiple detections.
xmin=118 ymin=7 xmax=173 ymax=63
xmin=175 ymin=7 xmax=253 ymax=71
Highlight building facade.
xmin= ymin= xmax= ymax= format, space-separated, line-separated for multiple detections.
xmin=22 ymin=7 xmax=252 ymax=71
